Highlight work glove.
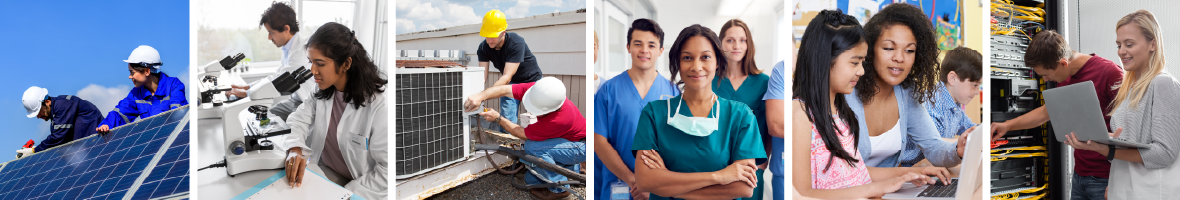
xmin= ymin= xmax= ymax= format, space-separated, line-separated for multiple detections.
xmin=15 ymin=148 xmax=34 ymax=159
xmin=519 ymin=113 xmax=539 ymax=128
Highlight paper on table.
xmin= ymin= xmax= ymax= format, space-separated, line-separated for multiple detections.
xmin=239 ymin=169 xmax=355 ymax=200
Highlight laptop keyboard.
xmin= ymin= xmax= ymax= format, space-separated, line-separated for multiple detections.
xmin=917 ymin=179 xmax=959 ymax=197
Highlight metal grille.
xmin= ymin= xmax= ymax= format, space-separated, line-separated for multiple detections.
xmin=395 ymin=71 xmax=466 ymax=178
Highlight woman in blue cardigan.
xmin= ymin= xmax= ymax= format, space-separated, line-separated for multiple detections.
xmin=845 ymin=3 xmax=972 ymax=169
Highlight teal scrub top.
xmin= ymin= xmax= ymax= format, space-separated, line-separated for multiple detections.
xmin=714 ymin=74 xmax=771 ymax=157
xmin=632 ymin=95 xmax=767 ymax=200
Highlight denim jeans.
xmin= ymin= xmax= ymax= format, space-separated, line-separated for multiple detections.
xmin=499 ymin=96 xmax=519 ymax=132
xmin=523 ymin=138 xmax=586 ymax=193
xmin=1071 ymin=174 xmax=1109 ymax=200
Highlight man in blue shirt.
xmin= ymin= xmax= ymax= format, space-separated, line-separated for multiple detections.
xmin=18 ymin=86 xmax=105 ymax=157
xmin=593 ymin=18 xmax=679 ymax=200
xmin=761 ymin=61 xmax=785 ymax=200
xmin=96 ymin=45 xmax=188 ymax=133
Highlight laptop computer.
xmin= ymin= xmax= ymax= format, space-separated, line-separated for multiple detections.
xmin=1043 ymin=81 xmax=1150 ymax=148
xmin=881 ymin=127 xmax=983 ymax=199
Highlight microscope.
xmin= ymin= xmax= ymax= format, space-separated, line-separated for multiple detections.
xmin=199 ymin=53 xmax=315 ymax=176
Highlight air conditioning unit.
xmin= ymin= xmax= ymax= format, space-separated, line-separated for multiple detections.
xmin=394 ymin=67 xmax=484 ymax=179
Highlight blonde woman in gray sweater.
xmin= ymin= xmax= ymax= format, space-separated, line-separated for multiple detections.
xmin=1064 ymin=9 xmax=1180 ymax=199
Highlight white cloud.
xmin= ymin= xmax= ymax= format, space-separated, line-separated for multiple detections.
xmin=406 ymin=2 xmax=443 ymax=21
xmin=397 ymin=18 xmax=417 ymax=33
xmin=505 ymin=0 xmax=532 ymax=18
xmin=537 ymin=0 xmax=564 ymax=7
xmin=396 ymin=0 xmax=481 ymax=34
xmin=75 ymin=84 xmax=133 ymax=116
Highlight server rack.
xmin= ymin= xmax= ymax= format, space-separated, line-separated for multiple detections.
xmin=990 ymin=0 xmax=1064 ymax=199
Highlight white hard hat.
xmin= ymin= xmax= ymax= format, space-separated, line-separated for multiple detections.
xmin=123 ymin=45 xmax=162 ymax=69
xmin=522 ymin=77 xmax=566 ymax=116
xmin=22 ymin=86 xmax=49 ymax=118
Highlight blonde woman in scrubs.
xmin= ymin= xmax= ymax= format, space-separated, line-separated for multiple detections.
xmin=632 ymin=24 xmax=766 ymax=200
xmin=714 ymin=19 xmax=771 ymax=200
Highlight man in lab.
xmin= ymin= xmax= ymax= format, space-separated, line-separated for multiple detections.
xmin=464 ymin=77 xmax=585 ymax=200
xmin=225 ymin=2 xmax=313 ymax=121
xmin=17 ymin=86 xmax=104 ymax=157
xmin=477 ymin=9 xmax=545 ymax=132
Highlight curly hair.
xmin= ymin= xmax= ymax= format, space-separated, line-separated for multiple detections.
xmin=856 ymin=3 xmax=940 ymax=104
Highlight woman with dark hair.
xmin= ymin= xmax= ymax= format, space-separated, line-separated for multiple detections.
xmin=791 ymin=10 xmax=936 ymax=199
xmin=282 ymin=22 xmax=388 ymax=200
xmin=846 ymin=3 xmax=971 ymax=169
xmin=96 ymin=45 xmax=187 ymax=133
xmin=715 ymin=18 xmax=771 ymax=200
xmin=631 ymin=24 xmax=765 ymax=200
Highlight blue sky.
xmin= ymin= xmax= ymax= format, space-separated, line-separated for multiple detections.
xmin=396 ymin=0 xmax=586 ymax=34
xmin=0 ymin=1 xmax=189 ymax=163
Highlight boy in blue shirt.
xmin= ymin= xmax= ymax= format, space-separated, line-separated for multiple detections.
xmin=906 ymin=47 xmax=982 ymax=166
xmin=927 ymin=47 xmax=982 ymax=137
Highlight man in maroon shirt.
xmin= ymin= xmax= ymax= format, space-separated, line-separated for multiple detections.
xmin=464 ymin=77 xmax=586 ymax=200
xmin=991 ymin=30 xmax=1123 ymax=200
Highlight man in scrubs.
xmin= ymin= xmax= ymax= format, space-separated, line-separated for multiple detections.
xmin=762 ymin=61 xmax=786 ymax=200
xmin=593 ymin=18 xmax=678 ymax=200
xmin=477 ymin=9 xmax=544 ymax=132
xmin=465 ymin=77 xmax=585 ymax=200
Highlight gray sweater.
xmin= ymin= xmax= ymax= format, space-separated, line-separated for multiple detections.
xmin=1108 ymin=72 xmax=1180 ymax=199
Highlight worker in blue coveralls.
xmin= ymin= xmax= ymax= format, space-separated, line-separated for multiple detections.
xmin=95 ymin=45 xmax=188 ymax=133
xmin=16 ymin=86 xmax=105 ymax=157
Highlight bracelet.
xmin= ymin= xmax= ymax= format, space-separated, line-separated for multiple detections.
xmin=1107 ymin=145 xmax=1116 ymax=161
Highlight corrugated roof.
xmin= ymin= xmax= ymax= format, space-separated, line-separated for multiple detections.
xmin=396 ymin=60 xmax=463 ymax=68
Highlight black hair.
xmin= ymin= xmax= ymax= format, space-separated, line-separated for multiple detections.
xmin=129 ymin=63 xmax=161 ymax=78
xmin=667 ymin=24 xmax=728 ymax=90
xmin=856 ymin=3 xmax=941 ymax=104
xmin=260 ymin=2 xmax=300 ymax=34
xmin=792 ymin=9 xmax=865 ymax=172
xmin=940 ymin=47 xmax=983 ymax=83
xmin=627 ymin=19 xmax=665 ymax=48
xmin=306 ymin=22 xmax=387 ymax=109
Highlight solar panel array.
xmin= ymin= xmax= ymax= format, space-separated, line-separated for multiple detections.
xmin=396 ymin=71 xmax=467 ymax=178
xmin=0 ymin=106 xmax=190 ymax=200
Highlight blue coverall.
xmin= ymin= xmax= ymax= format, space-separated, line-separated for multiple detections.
xmin=100 ymin=72 xmax=188 ymax=128
xmin=36 ymin=95 xmax=105 ymax=152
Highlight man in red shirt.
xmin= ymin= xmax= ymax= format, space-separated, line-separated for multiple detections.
xmin=990 ymin=30 xmax=1124 ymax=200
xmin=464 ymin=77 xmax=586 ymax=200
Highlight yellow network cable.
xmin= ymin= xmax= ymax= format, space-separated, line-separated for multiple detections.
xmin=991 ymin=146 xmax=1047 ymax=153
xmin=991 ymin=152 xmax=1048 ymax=161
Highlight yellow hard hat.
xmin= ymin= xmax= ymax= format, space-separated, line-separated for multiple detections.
xmin=480 ymin=10 xmax=507 ymax=38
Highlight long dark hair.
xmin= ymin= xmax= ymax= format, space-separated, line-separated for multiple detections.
xmin=792 ymin=10 xmax=864 ymax=172
xmin=307 ymin=22 xmax=387 ymax=109
xmin=668 ymin=24 xmax=728 ymax=90
xmin=856 ymin=3 xmax=940 ymax=104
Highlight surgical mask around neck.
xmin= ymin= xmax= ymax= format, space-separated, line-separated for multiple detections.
xmin=667 ymin=95 xmax=720 ymax=137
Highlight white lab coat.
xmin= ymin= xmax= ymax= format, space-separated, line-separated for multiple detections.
xmin=285 ymin=90 xmax=388 ymax=200
xmin=266 ymin=32 xmax=316 ymax=120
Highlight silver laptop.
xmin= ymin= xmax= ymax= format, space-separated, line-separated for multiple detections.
xmin=881 ymin=127 xmax=983 ymax=199
xmin=1043 ymin=81 xmax=1149 ymax=148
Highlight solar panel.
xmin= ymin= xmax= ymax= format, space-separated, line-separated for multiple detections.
xmin=396 ymin=71 xmax=466 ymax=179
xmin=0 ymin=105 xmax=190 ymax=200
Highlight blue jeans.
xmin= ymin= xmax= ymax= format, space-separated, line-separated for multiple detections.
xmin=499 ymin=96 xmax=519 ymax=132
xmin=523 ymin=138 xmax=586 ymax=193
xmin=1071 ymin=174 xmax=1108 ymax=200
